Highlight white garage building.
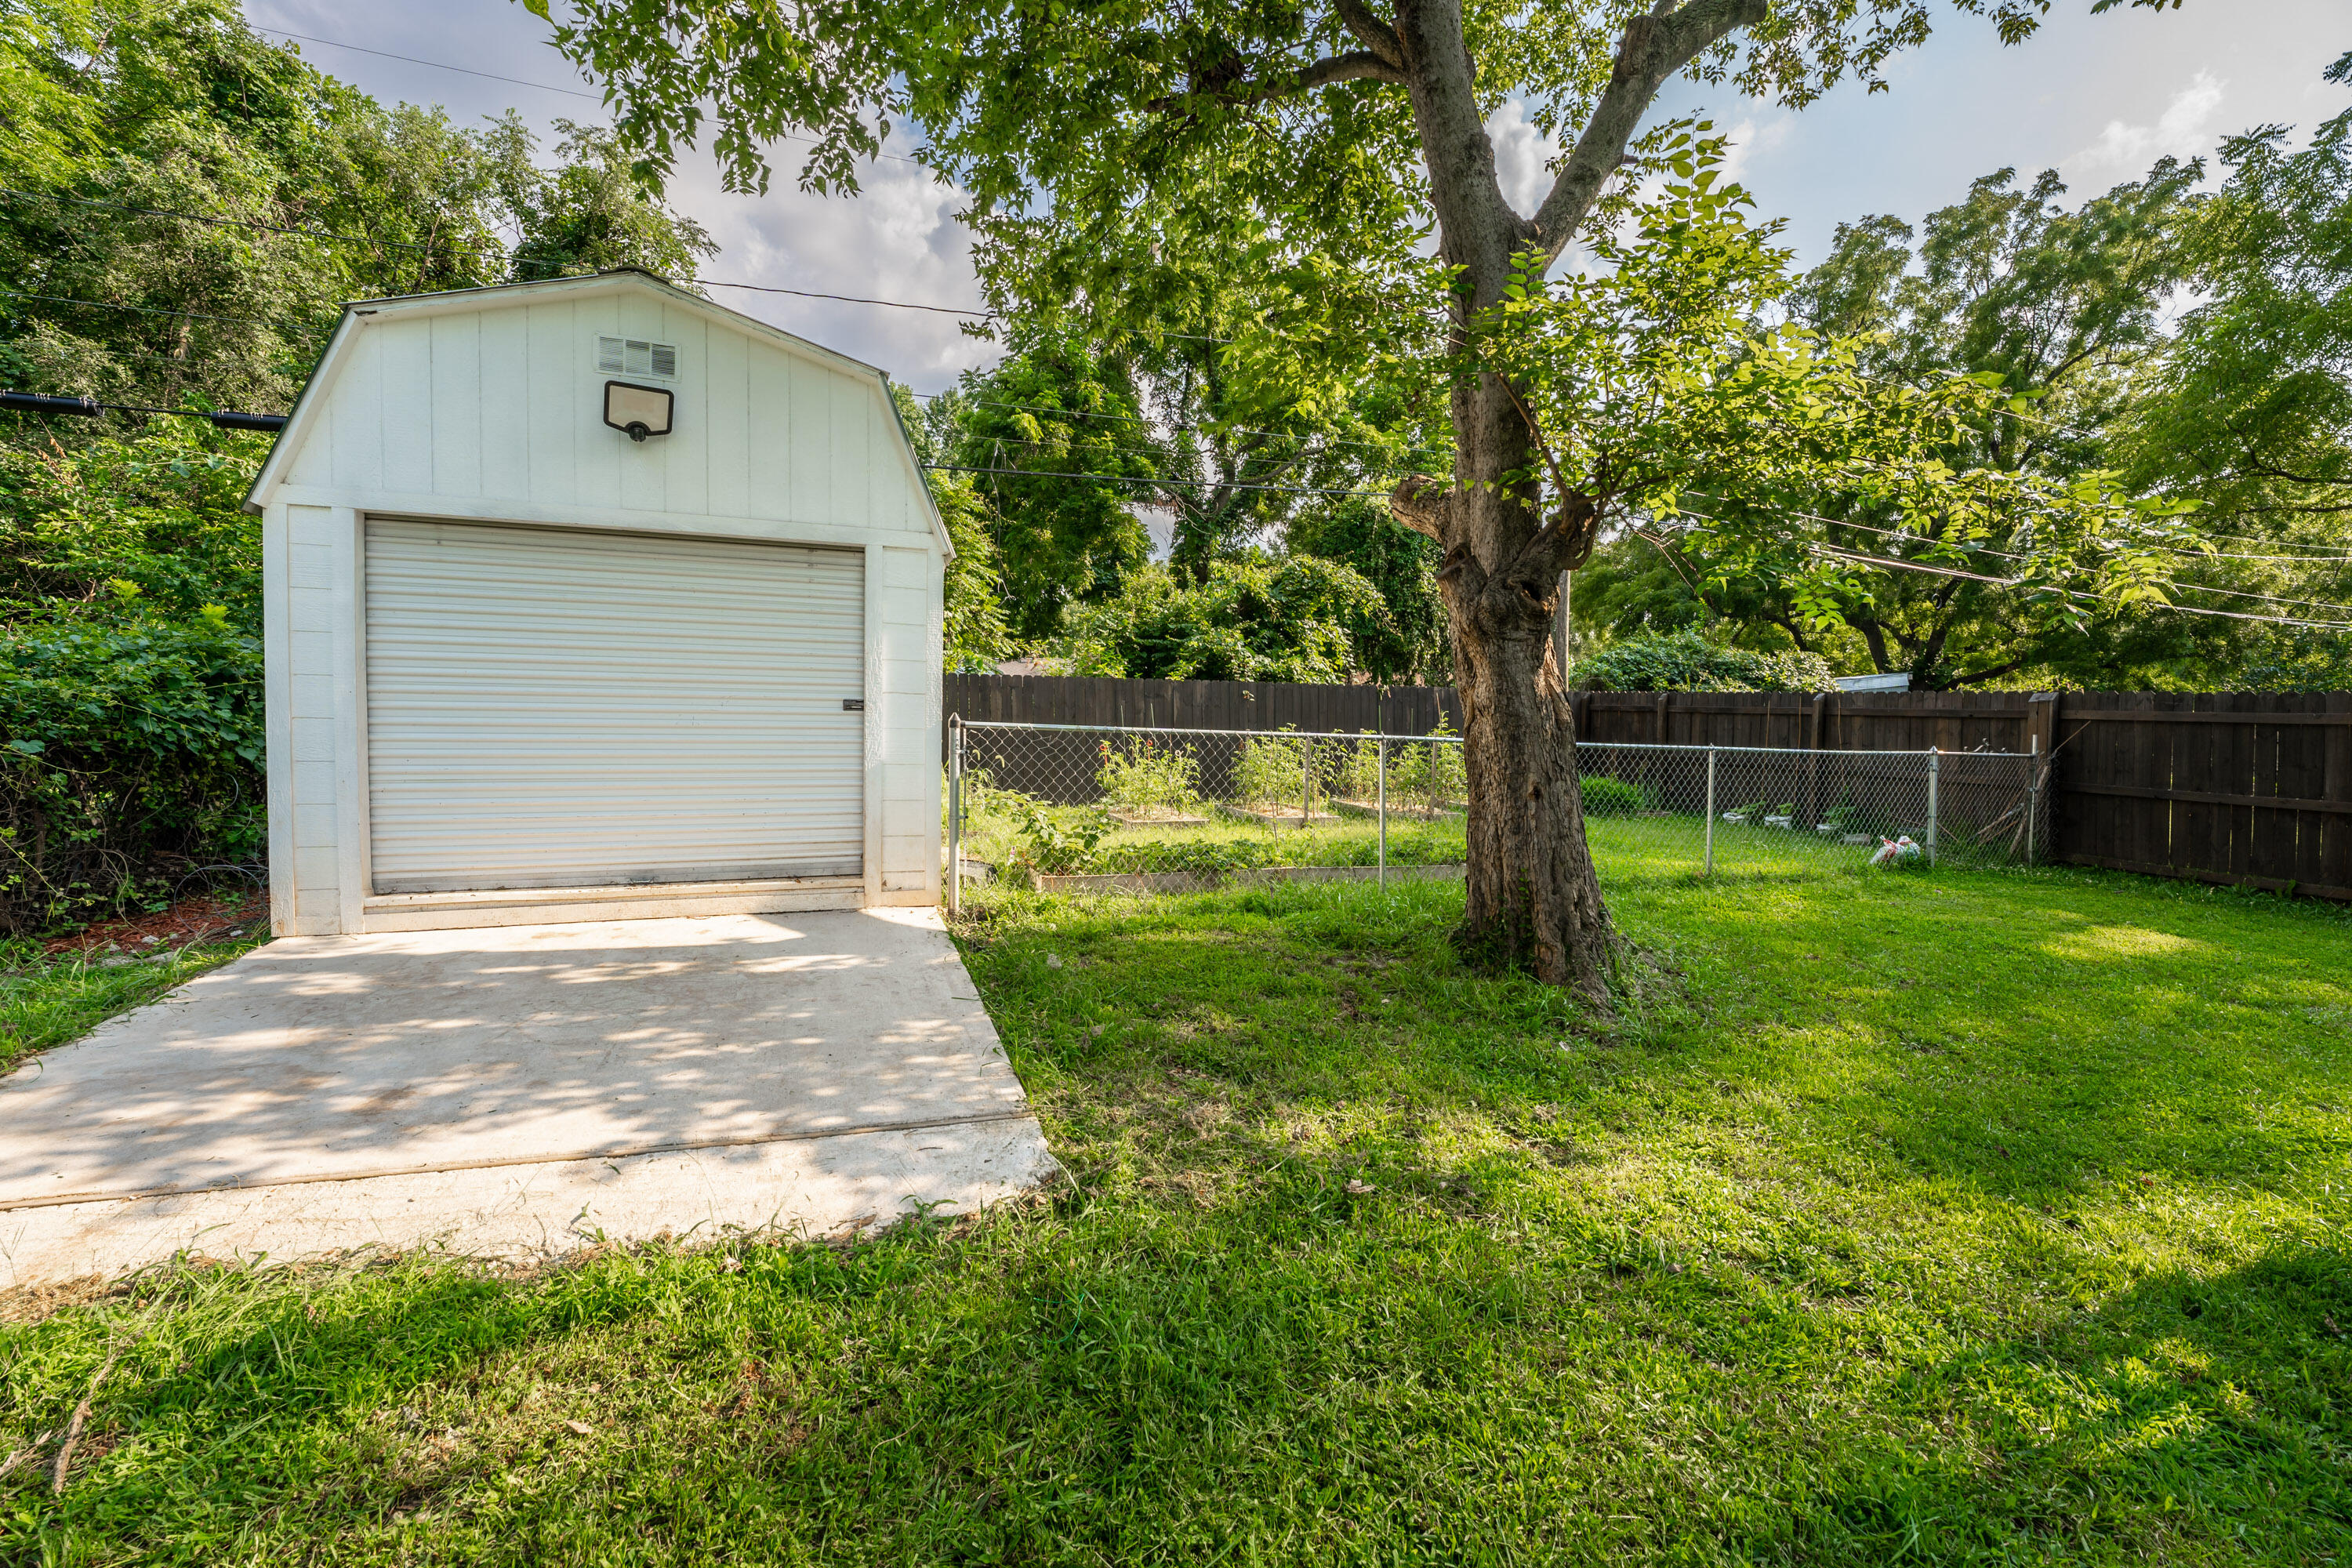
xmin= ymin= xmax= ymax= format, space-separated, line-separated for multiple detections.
xmin=245 ymin=270 xmax=948 ymax=936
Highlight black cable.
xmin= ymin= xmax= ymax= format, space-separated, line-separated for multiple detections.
xmin=0 ymin=390 xmax=285 ymax=428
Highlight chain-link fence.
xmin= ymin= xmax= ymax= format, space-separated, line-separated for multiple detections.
xmin=1573 ymin=741 xmax=2051 ymax=880
xmin=947 ymin=720 xmax=2050 ymax=904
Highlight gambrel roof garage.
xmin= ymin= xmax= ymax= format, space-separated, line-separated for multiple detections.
xmin=246 ymin=270 xmax=948 ymax=935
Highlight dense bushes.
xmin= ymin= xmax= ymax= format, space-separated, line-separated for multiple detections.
xmin=0 ymin=426 xmax=264 ymax=935
xmin=1570 ymin=629 xmax=1838 ymax=693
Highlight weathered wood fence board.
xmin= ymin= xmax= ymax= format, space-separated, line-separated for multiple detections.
xmin=945 ymin=673 xmax=1463 ymax=739
xmin=944 ymin=675 xmax=2352 ymax=902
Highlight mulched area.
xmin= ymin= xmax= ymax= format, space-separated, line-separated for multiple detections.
xmin=42 ymin=887 xmax=269 ymax=960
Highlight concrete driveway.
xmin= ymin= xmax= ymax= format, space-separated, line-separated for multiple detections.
xmin=0 ymin=909 xmax=1057 ymax=1288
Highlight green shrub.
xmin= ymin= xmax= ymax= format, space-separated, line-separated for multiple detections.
xmin=0 ymin=427 xmax=266 ymax=934
xmin=1578 ymin=775 xmax=1646 ymax=816
xmin=1570 ymin=629 xmax=1838 ymax=692
xmin=1233 ymin=730 xmax=1315 ymax=810
xmin=1094 ymin=736 xmax=1204 ymax=817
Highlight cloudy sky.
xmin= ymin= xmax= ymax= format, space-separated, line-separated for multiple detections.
xmin=241 ymin=1 xmax=2347 ymax=395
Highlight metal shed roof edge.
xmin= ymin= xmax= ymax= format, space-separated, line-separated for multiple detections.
xmin=240 ymin=270 xmax=953 ymax=559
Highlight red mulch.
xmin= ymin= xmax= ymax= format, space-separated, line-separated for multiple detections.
xmin=42 ymin=887 xmax=269 ymax=958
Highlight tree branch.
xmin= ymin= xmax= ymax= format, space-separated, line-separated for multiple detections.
xmin=1149 ymin=49 xmax=1403 ymax=112
xmin=1334 ymin=0 xmax=1405 ymax=69
xmin=1388 ymin=475 xmax=1453 ymax=540
xmin=1526 ymin=0 xmax=1769 ymax=258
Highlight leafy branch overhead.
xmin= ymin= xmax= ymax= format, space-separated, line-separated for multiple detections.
xmin=1459 ymin=129 xmax=2205 ymax=641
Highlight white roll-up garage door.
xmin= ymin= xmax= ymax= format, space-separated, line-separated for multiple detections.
xmin=363 ymin=518 xmax=865 ymax=895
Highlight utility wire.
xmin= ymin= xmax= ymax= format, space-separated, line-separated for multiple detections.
xmin=0 ymin=189 xmax=994 ymax=317
xmin=1661 ymin=501 xmax=2352 ymax=632
xmin=1663 ymin=499 xmax=2352 ymax=611
xmin=926 ymin=462 xmax=1387 ymax=499
xmin=245 ymin=24 xmax=934 ymax=169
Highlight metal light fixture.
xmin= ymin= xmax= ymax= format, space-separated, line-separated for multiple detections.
xmin=603 ymin=380 xmax=674 ymax=443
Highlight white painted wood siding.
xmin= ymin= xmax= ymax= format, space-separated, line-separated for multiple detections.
xmin=282 ymin=292 xmax=923 ymax=542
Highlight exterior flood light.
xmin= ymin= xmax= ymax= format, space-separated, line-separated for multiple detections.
xmin=604 ymin=380 xmax=674 ymax=443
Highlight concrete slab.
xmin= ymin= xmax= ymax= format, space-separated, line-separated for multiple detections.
xmin=0 ymin=909 xmax=1057 ymax=1288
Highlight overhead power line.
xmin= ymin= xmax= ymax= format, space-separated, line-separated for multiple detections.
xmin=1661 ymin=502 xmax=2352 ymax=633
xmin=245 ymin=24 xmax=934 ymax=169
xmin=0 ymin=390 xmax=285 ymax=428
xmin=925 ymin=462 xmax=1387 ymax=499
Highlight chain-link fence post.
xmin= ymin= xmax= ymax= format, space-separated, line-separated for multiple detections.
xmin=2024 ymin=736 xmax=2040 ymax=867
xmin=1301 ymin=737 xmax=1313 ymax=829
xmin=946 ymin=714 xmax=963 ymax=916
xmin=1377 ymin=735 xmax=1388 ymax=888
xmin=1703 ymin=745 xmax=1718 ymax=877
xmin=1926 ymin=746 xmax=1940 ymax=866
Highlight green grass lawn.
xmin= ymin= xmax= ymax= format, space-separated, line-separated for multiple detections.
xmin=2 ymin=859 xmax=2347 ymax=1563
xmin=0 ymin=941 xmax=261 ymax=1078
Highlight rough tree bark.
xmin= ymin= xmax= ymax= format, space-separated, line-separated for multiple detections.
xmin=1370 ymin=0 xmax=1766 ymax=1001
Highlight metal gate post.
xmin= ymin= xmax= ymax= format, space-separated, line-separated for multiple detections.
xmin=1926 ymin=746 xmax=1940 ymax=866
xmin=946 ymin=714 xmax=963 ymax=916
xmin=1703 ymin=746 xmax=1718 ymax=877
xmin=1377 ymin=735 xmax=1388 ymax=888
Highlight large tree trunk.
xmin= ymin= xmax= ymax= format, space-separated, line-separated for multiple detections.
xmin=1375 ymin=0 xmax=1764 ymax=1001
xmin=1436 ymin=379 xmax=1618 ymax=1002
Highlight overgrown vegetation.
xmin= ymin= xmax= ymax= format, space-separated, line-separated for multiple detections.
xmin=0 ymin=424 xmax=263 ymax=935
xmin=5 ymin=862 xmax=2346 ymax=1560
xmin=0 ymin=0 xmax=713 ymax=932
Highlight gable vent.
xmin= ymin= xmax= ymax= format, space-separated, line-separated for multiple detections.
xmin=597 ymin=336 xmax=677 ymax=379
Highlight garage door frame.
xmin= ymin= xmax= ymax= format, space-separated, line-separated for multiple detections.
xmin=339 ymin=510 xmax=886 ymax=932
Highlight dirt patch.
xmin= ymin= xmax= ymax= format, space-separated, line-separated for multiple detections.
xmin=42 ymin=887 xmax=267 ymax=960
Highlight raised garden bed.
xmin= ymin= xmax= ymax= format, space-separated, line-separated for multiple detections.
xmin=1218 ymin=804 xmax=1342 ymax=827
xmin=1105 ymin=809 xmax=1213 ymax=828
xmin=1331 ymin=799 xmax=1465 ymax=820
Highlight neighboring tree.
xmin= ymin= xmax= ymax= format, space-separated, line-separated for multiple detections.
xmin=941 ymin=341 xmax=1158 ymax=641
xmin=892 ymin=383 xmax=1018 ymax=672
xmin=0 ymin=0 xmax=711 ymax=419
xmin=1286 ymin=496 xmax=1451 ymax=683
xmin=485 ymin=116 xmax=718 ymax=283
xmin=1764 ymin=158 xmax=2197 ymax=687
xmin=1570 ymin=628 xmax=1835 ymax=691
xmin=1047 ymin=555 xmax=1394 ymax=683
xmin=2115 ymin=54 xmax=2352 ymax=683
xmin=526 ymin=0 xmax=2190 ymax=1000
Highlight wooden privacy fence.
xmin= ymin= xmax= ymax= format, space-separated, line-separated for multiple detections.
xmin=945 ymin=677 xmax=2352 ymax=901
xmin=944 ymin=673 xmax=1463 ymax=739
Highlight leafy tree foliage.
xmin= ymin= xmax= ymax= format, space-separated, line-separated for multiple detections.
xmin=0 ymin=421 xmax=264 ymax=932
xmin=1047 ymin=555 xmax=1394 ymax=684
xmin=1476 ymin=132 xmax=2191 ymax=683
xmin=1284 ymin=496 xmax=1451 ymax=684
xmin=1570 ymin=628 xmax=1835 ymax=691
xmin=937 ymin=339 xmax=1159 ymax=641
xmin=0 ymin=0 xmax=713 ymax=418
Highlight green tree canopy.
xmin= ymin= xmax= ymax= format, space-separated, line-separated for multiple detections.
xmin=1047 ymin=554 xmax=1395 ymax=684
xmin=0 ymin=0 xmax=713 ymax=419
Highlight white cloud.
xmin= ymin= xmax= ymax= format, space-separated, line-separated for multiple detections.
xmin=1717 ymin=115 xmax=1792 ymax=187
xmin=2062 ymin=71 xmax=2226 ymax=179
xmin=1486 ymin=100 xmax=1563 ymax=216
xmin=670 ymin=134 xmax=1000 ymax=394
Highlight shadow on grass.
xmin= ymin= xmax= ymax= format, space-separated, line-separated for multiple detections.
xmin=1767 ymin=1245 xmax=2352 ymax=1561
xmin=3 ymin=868 xmax=2347 ymax=1562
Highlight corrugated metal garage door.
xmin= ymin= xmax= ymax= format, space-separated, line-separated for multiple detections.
xmin=364 ymin=518 xmax=864 ymax=895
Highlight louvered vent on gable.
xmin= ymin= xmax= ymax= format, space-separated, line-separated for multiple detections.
xmin=597 ymin=335 xmax=678 ymax=379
